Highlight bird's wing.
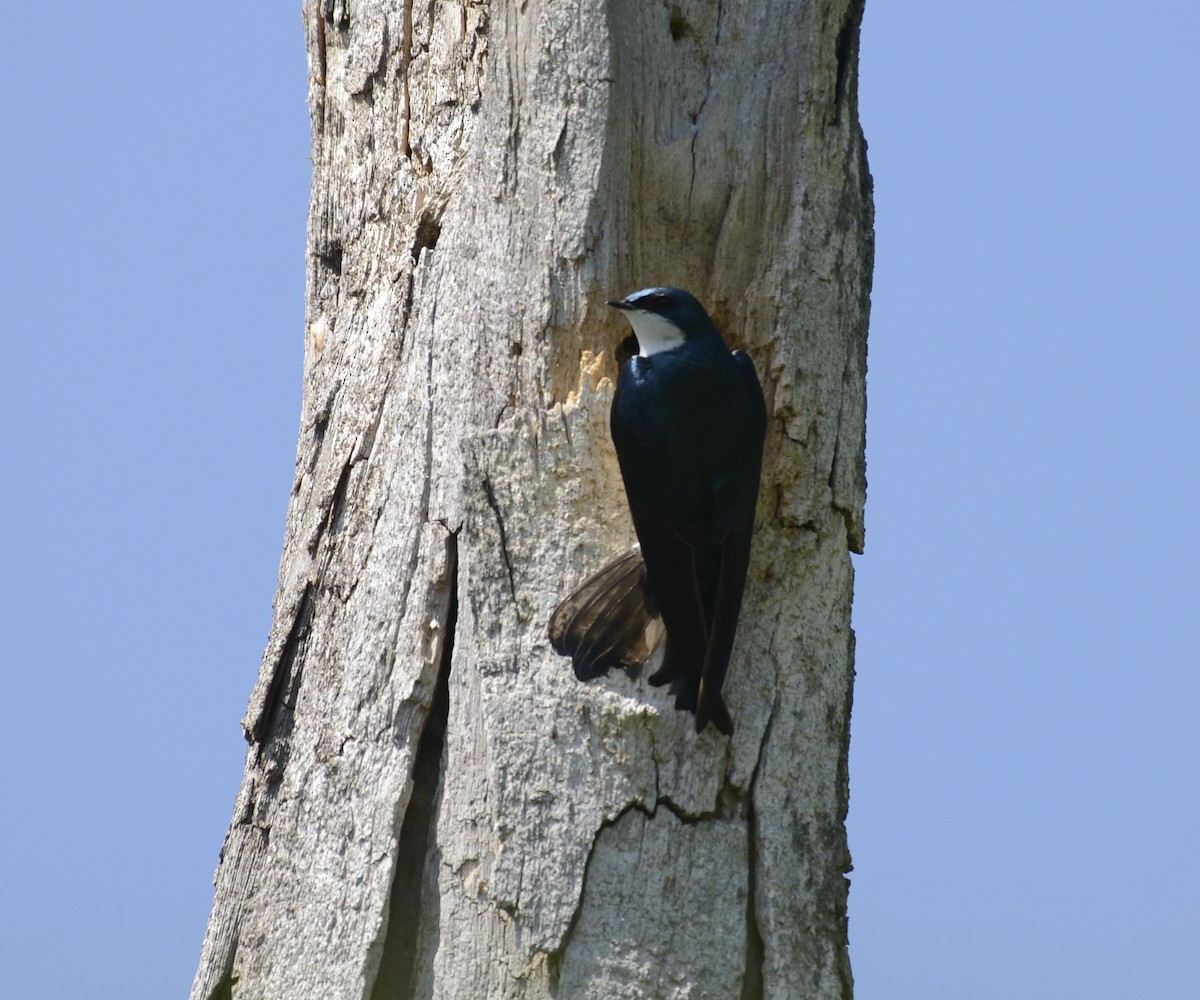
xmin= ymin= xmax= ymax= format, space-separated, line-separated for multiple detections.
xmin=547 ymin=548 xmax=664 ymax=680
xmin=696 ymin=350 xmax=767 ymax=733
xmin=611 ymin=374 xmax=711 ymax=709
xmin=694 ymin=529 xmax=751 ymax=734
xmin=629 ymin=500 xmax=710 ymax=711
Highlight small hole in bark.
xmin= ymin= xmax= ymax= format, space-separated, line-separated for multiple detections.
xmin=668 ymin=6 xmax=690 ymax=42
xmin=318 ymin=240 xmax=343 ymax=276
xmin=411 ymin=213 xmax=442 ymax=263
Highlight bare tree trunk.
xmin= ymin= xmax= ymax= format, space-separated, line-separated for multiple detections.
xmin=191 ymin=1 xmax=871 ymax=998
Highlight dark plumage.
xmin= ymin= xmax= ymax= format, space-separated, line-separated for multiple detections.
xmin=549 ymin=287 xmax=766 ymax=734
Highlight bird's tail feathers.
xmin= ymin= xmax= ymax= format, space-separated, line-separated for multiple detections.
xmin=695 ymin=682 xmax=734 ymax=736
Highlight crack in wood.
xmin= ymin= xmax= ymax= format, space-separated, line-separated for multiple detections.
xmin=832 ymin=0 xmax=865 ymax=127
xmin=740 ymin=796 xmax=765 ymax=1000
xmin=401 ymin=0 xmax=413 ymax=158
xmin=250 ymin=581 xmax=315 ymax=751
xmin=546 ymin=797 xmax=645 ymax=987
xmin=326 ymin=457 xmax=354 ymax=536
xmin=739 ymin=693 xmax=776 ymax=1000
xmin=482 ymin=475 xmax=517 ymax=602
xmin=315 ymin=1 xmax=327 ymax=88
xmin=553 ymin=772 xmax=758 ymax=991
xmin=369 ymin=528 xmax=458 ymax=1000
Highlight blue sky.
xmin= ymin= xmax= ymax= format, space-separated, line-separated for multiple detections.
xmin=1 ymin=3 xmax=1196 ymax=998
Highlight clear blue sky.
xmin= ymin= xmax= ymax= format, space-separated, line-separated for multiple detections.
xmin=1 ymin=3 xmax=1196 ymax=998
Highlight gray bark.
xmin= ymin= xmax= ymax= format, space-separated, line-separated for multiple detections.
xmin=191 ymin=1 xmax=871 ymax=998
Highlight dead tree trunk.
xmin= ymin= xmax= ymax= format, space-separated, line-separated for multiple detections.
xmin=191 ymin=1 xmax=871 ymax=998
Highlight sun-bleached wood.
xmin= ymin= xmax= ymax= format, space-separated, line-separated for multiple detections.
xmin=191 ymin=1 xmax=871 ymax=998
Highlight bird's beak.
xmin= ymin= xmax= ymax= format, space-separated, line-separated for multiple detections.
xmin=607 ymin=298 xmax=633 ymax=311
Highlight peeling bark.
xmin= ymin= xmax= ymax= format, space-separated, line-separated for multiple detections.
xmin=191 ymin=1 xmax=871 ymax=998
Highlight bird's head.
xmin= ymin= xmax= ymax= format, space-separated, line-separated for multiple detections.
xmin=608 ymin=287 xmax=719 ymax=358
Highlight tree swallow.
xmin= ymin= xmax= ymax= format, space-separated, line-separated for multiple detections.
xmin=549 ymin=287 xmax=766 ymax=734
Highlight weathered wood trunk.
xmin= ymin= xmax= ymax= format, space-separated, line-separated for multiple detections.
xmin=191 ymin=1 xmax=871 ymax=997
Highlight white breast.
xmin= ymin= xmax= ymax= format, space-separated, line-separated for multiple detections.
xmin=625 ymin=311 xmax=686 ymax=357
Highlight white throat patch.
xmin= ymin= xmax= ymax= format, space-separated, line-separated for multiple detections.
xmin=624 ymin=310 xmax=686 ymax=357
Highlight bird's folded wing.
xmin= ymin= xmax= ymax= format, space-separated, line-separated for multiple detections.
xmin=694 ymin=531 xmax=752 ymax=735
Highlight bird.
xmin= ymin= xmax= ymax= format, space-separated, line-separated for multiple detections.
xmin=548 ymin=287 xmax=766 ymax=734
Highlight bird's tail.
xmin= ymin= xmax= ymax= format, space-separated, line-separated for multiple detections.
xmin=648 ymin=637 xmax=734 ymax=736
xmin=695 ymin=683 xmax=734 ymax=736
